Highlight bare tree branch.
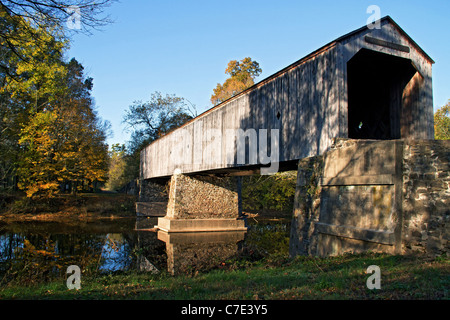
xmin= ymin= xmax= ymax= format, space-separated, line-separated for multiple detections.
xmin=0 ymin=0 xmax=116 ymax=79
xmin=1 ymin=0 xmax=116 ymax=36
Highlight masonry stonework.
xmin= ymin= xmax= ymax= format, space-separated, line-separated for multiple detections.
xmin=289 ymin=139 xmax=449 ymax=258
xmin=156 ymin=173 xmax=246 ymax=232
xmin=166 ymin=174 xmax=239 ymax=219
xmin=139 ymin=179 xmax=169 ymax=203
xmin=135 ymin=179 xmax=169 ymax=217
xmin=402 ymin=140 xmax=450 ymax=256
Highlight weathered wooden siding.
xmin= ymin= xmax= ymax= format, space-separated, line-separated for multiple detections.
xmin=142 ymin=46 xmax=341 ymax=179
xmin=141 ymin=17 xmax=434 ymax=179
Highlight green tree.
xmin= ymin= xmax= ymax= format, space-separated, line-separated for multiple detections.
xmin=54 ymin=58 xmax=109 ymax=193
xmin=121 ymin=92 xmax=195 ymax=182
xmin=211 ymin=57 xmax=262 ymax=106
xmin=17 ymin=61 xmax=110 ymax=198
xmin=0 ymin=2 xmax=111 ymax=198
xmin=123 ymin=91 xmax=195 ymax=143
xmin=0 ymin=1 xmax=114 ymax=80
xmin=1 ymin=17 xmax=108 ymax=197
xmin=105 ymin=143 xmax=127 ymax=191
xmin=0 ymin=14 xmax=68 ymax=195
xmin=434 ymin=101 xmax=450 ymax=140
xmin=242 ymin=171 xmax=297 ymax=212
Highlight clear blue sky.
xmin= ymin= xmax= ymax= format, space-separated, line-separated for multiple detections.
xmin=67 ymin=0 xmax=450 ymax=147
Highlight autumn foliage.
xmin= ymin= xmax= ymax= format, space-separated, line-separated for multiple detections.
xmin=211 ymin=57 xmax=262 ymax=106
xmin=0 ymin=9 xmax=109 ymax=198
xmin=434 ymin=101 xmax=450 ymax=140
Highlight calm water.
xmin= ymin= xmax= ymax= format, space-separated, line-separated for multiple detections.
xmin=0 ymin=216 xmax=290 ymax=282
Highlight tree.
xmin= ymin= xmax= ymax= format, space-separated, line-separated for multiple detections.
xmin=434 ymin=101 xmax=450 ymax=140
xmin=0 ymin=1 xmax=115 ymax=78
xmin=0 ymin=1 xmax=111 ymax=198
xmin=211 ymin=57 xmax=262 ymax=106
xmin=0 ymin=17 xmax=68 ymax=195
xmin=45 ymin=57 xmax=109 ymax=195
xmin=0 ymin=22 xmax=68 ymax=106
xmin=242 ymin=171 xmax=297 ymax=212
xmin=121 ymin=91 xmax=196 ymax=182
xmin=0 ymin=15 xmax=109 ymax=197
xmin=123 ymin=92 xmax=195 ymax=143
xmin=16 ymin=58 xmax=110 ymax=198
xmin=17 ymin=110 xmax=60 ymax=198
xmin=0 ymin=0 xmax=114 ymax=36
xmin=105 ymin=143 xmax=127 ymax=191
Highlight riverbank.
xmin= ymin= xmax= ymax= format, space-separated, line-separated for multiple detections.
xmin=0 ymin=193 xmax=448 ymax=301
xmin=0 ymin=252 xmax=448 ymax=300
xmin=0 ymin=193 xmax=137 ymax=224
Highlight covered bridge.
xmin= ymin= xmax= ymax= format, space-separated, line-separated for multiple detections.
xmin=140 ymin=16 xmax=434 ymax=180
xmin=137 ymin=16 xmax=446 ymax=255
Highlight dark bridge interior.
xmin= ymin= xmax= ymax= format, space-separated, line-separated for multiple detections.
xmin=347 ymin=49 xmax=418 ymax=140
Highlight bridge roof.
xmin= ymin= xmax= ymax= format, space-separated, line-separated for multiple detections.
xmin=154 ymin=16 xmax=433 ymax=142
xmin=141 ymin=16 xmax=435 ymax=179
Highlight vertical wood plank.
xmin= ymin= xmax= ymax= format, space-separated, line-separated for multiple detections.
xmin=142 ymin=19 xmax=434 ymax=178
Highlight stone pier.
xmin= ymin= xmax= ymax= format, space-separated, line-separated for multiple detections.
xmin=155 ymin=173 xmax=247 ymax=233
xmin=289 ymin=139 xmax=450 ymax=258
xmin=135 ymin=179 xmax=169 ymax=217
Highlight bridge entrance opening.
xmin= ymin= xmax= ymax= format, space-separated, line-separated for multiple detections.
xmin=347 ymin=49 xmax=417 ymax=140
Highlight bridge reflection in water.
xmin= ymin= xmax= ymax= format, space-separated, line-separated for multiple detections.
xmin=157 ymin=231 xmax=246 ymax=276
xmin=135 ymin=216 xmax=247 ymax=275
xmin=0 ymin=216 xmax=288 ymax=280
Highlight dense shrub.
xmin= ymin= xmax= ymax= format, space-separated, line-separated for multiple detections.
xmin=242 ymin=171 xmax=296 ymax=212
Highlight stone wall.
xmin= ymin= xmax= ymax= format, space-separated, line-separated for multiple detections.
xmin=166 ymin=174 xmax=239 ymax=220
xmin=402 ymin=140 xmax=450 ymax=256
xmin=155 ymin=173 xmax=246 ymax=233
xmin=289 ymin=139 xmax=450 ymax=258
xmin=289 ymin=156 xmax=324 ymax=256
xmin=119 ymin=179 xmax=139 ymax=196
xmin=139 ymin=179 xmax=169 ymax=202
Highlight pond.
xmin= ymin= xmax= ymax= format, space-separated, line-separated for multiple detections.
xmin=0 ymin=215 xmax=290 ymax=284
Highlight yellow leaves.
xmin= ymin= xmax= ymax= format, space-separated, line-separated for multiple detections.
xmin=23 ymin=182 xmax=59 ymax=198
xmin=1 ymin=15 xmax=68 ymax=103
xmin=434 ymin=101 xmax=450 ymax=140
xmin=41 ymin=182 xmax=59 ymax=190
xmin=211 ymin=57 xmax=261 ymax=106
xmin=18 ymin=106 xmax=109 ymax=198
xmin=18 ymin=110 xmax=63 ymax=198
xmin=11 ymin=237 xmax=64 ymax=284
xmin=23 ymin=239 xmax=34 ymax=250
xmin=25 ymin=186 xmax=40 ymax=198
xmin=2 ymin=18 xmax=108 ymax=198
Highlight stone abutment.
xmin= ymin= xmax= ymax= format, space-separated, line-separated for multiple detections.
xmin=289 ymin=139 xmax=449 ymax=258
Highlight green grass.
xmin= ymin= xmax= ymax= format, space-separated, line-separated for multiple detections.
xmin=1 ymin=252 xmax=448 ymax=300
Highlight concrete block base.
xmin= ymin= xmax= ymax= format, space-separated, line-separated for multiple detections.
xmin=156 ymin=217 xmax=247 ymax=233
